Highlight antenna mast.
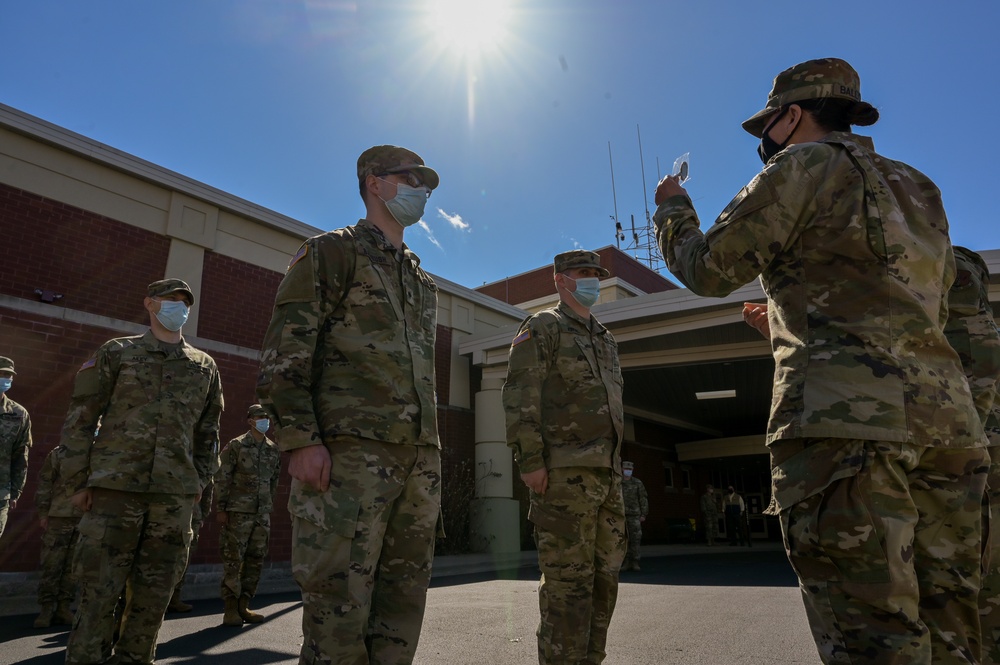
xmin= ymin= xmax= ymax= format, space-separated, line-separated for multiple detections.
xmin=609 ymin=142 xmax=624 ymax=248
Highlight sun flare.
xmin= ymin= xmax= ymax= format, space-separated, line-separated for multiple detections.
xmin=424 ymin=0 xmax=513 ymax=56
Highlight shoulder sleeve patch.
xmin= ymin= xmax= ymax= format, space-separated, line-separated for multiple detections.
xmin=287 ymin=244 xmax=308 ymax=272
xmin=511 ymin=329 xmax=531 ymax=347
xmin=79 ymin=358 xmax=96 ymax=372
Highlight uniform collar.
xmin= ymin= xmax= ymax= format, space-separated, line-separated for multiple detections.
xmin=822 ymin=131 xmax=875 ymax=151
xmin=357 ymin=219 xmax=422 ymax=269
xmin=557 ymin=300 xmax=605 ymax=334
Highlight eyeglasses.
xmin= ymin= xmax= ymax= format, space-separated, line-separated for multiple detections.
xmin=377 ymin=172 xmax=431 ymax=200
xmin=378 ymin=171 xmax=425 ymax=189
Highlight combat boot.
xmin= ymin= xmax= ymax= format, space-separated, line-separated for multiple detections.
xmin=168 ymin=590 xmax=193 ymax=613
xmin=631 ymin=560 xmax=641 ymax=572
xmin=222 ymin=597 xmax=243 ymax=626
xmin=53 ymin=601 xmax=74 ymax=626
xmin=33 ymin=605 xmax=55 ymax=629
xmin=238 ymin=596 xmax=264 ymax=624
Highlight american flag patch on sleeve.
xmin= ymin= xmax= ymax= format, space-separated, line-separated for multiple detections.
xmin=287 ymin=244 xmax=308 ymax=271
xmin=79 ymin=358 xmax=96 ymax=371
xmin=512 ymin=329 xmax=531 ymax=346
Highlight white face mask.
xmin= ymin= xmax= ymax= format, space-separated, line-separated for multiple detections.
xmin=155 ymin=300 xmax=189 ymax=331
xmin=624 ymin=470 xmax=633 ymax=478
xmin=379 ymin=179 xmax=430 ymax=227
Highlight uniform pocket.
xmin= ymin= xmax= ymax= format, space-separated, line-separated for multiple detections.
xmin=528 ymin=498 xmax=581 ymax=539
xmin=287 ymin=477 xmax=360 ymax=538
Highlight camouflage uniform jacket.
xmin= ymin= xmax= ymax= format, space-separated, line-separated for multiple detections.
xmin=502 ymin=301 xmax=624 ymax=474
xmin=654 ymin=132 xmax=984 ymax=449
xmin=0 ymin=393 xmax=31 ymax=501
xmin=944 ymin=246 xmax=1000 ymax=424
xmin=700 ymin=492 xmax=719 ymax=515
xmin=34 ymin=444 xmax=81 ymax=518
xmin=621 ymin=476 xmax=648 ymax=518
xmin=257 ymin=219 xmax=440 ymax=452
xmin=60 ymin=330 xmax=224 ymax=495
xmin=215 ymin=431 xmax=280 ymax=515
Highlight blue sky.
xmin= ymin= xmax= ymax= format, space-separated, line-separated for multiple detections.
xmin=2 ymin=1 xmax=997 ymax=288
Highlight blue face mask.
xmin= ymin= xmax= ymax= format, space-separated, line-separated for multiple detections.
xmin=570 ymin=277 xmax=601 ymax=308
xmin=254 ymin=418 xmax=270 ymax=434
xmin=0 ymin=378 xmax=11 ymax=393
xmin=379 ymin=179 xmax=430 ymax=228
xmin=155 ymin=300 xmax=189 ymax=331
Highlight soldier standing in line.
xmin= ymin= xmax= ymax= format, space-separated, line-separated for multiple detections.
xmin=939 ymin=246 xmax=1000 ymax=664
xmin=0 ymin=355 xmax=31 ymax=539
xmin=658 ymin=58 xmax=988 ymax=664
xmin=166 ymin=478 xmax=213 ymax=613
xmin=60 ymin=278 xmax=223 ymax=665
xmin=257 ymin=145 xmax=442 ymax=664
xmin=699 ymin=484 xmax=719 ymax=546
xmin=502 ymin=249 xmax=627 ymax=665
xmin=33 ymin=442 xmax=82 ymax=628
xmin=215 ymin=404 xmax=280 ymax=626
xmin=620 ymin=461 xmax=648 ymax=571
xmin=722 ymin=486 xmax=746 ymax=547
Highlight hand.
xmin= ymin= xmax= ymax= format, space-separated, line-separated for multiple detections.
xmin=70 ymin=488 xmax=93 ymax=512
xmin=216 ymin=511 xmax=228 ymax=525
xmin=640 ymin=516 xmax=646 ymax=523
xmin=742 ymin=302 xmax=771 ymax=340
xmin=39 ymin=516 xmax=48 ymax=530
xmin=289 ymin=445 xmax=332 ymax=493
xmin=194 ymin=489 xmax=203 ymax=505
xmin=9 ymin=498 xmax=16 ymax=510
xmin=654 ymin=174 xmax=687 ymax=206
xmin=520 ymin=467 xmax=549 ymax=495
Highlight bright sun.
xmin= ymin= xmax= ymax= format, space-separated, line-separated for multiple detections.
xmin=424 ymin=0 xmax=513 ymax=56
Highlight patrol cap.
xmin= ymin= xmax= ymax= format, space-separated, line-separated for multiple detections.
xmin=741 ymin=58 xmax=876 ymax=138
xmin=553 ymin=250 xmax=610 ymax=277
xmin=246 ymin=404 xmax=269 ymax=419
xmin=623 ymin=461 xmax=634 ymax=470
xmin=357 ymin=145 xmax=440 ymax=191
xmin=0 ymin=357 xmax=15 ymax=375
xmin=147 ymin=278 xmax=195 ymax=306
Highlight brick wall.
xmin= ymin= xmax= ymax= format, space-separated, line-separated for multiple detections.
xmin=198 ymin=252 xmax=284 ymax=350
xmin=0 ymin=184 xmax=170 ymax=323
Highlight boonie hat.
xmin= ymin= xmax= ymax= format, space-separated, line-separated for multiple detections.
xmin=246 ymin=404 xmax=269 ymax=419
xmin=357 ymin=145 xmax=440 ymax=191
xmin=741 ymin=58 xmax=876 ymax=138
xmin=147 ymin=278 xmax=195 ymax=306
xmin=0 ymin=357 xmax=16 ymax=375
xmin=553 ymin=250 xmax=610 ymax=277
xmin=623 ymin=461 xmax=634 ymax=470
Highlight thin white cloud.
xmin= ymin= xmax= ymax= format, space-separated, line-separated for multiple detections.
xmin=417 ymin=220 xmax=443 ymax=251
xmin=437 ymin=208 xmax=470 ymax=231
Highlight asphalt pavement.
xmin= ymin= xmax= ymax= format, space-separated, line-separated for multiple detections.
xmin=0 ymin=543 xmax=820 ymax=664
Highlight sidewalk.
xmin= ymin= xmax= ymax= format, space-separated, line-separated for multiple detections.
xmin=0 ymin=540 xmax=780 ymax=617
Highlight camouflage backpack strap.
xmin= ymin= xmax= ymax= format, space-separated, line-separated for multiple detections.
xmin=834 ymin=140 xmax=889 ymax=261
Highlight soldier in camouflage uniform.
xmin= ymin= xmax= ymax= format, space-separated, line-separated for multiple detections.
xmin=620 ymin=461 xmax=647 ymax=571
xmin=167 ymin=479 xmax=213 ymax=613
xmin=0 ymin=356 xmax=31 ymax=539
xmin=61 ymin=278 xmax=224 ymax=665
xmin=33 ymin=443 xmax=82 ymax=628
xmin=257 ymin=145 xmax=441 ymax=664
xmin=940 ymin=246 xmax=1000 ymax=664
xmin=502 ymin=249 xmax=627 ymax=665
xmin=215 ymin=404 xmax=280 ymax=626
xmin=699 ymin=484 xmax=719 ymax=546
xmin=654 ymin=58 xmax=988 ymax=664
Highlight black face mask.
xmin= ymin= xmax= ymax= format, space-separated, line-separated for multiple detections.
xmin=757 ymin=107 xmax=794 ymax=164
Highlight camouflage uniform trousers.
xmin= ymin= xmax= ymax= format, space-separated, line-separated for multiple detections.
xmin=530 ymin=467 xmax=627 ymax=665
xmin=978 ymin=446 xmax=1000 ymax=664
xmin=770 ymin=438 xmax=988 ymax=665
xmin=289 ymin=438 xmax=441 ymax=665
xmin=38 ymin=515 xmax=80 ymax=608
xmin=220 ymin=511 xmax=271 ymax=601
xmin=624 ymin=515 xmax=642 ymax=565
xmin=173 ymin=513 xmax=205 ymax=598
xmin=703 ymin=510 xmax=719 ymax=544
xmin=66 ymin=489 xmax=193 ymax=665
